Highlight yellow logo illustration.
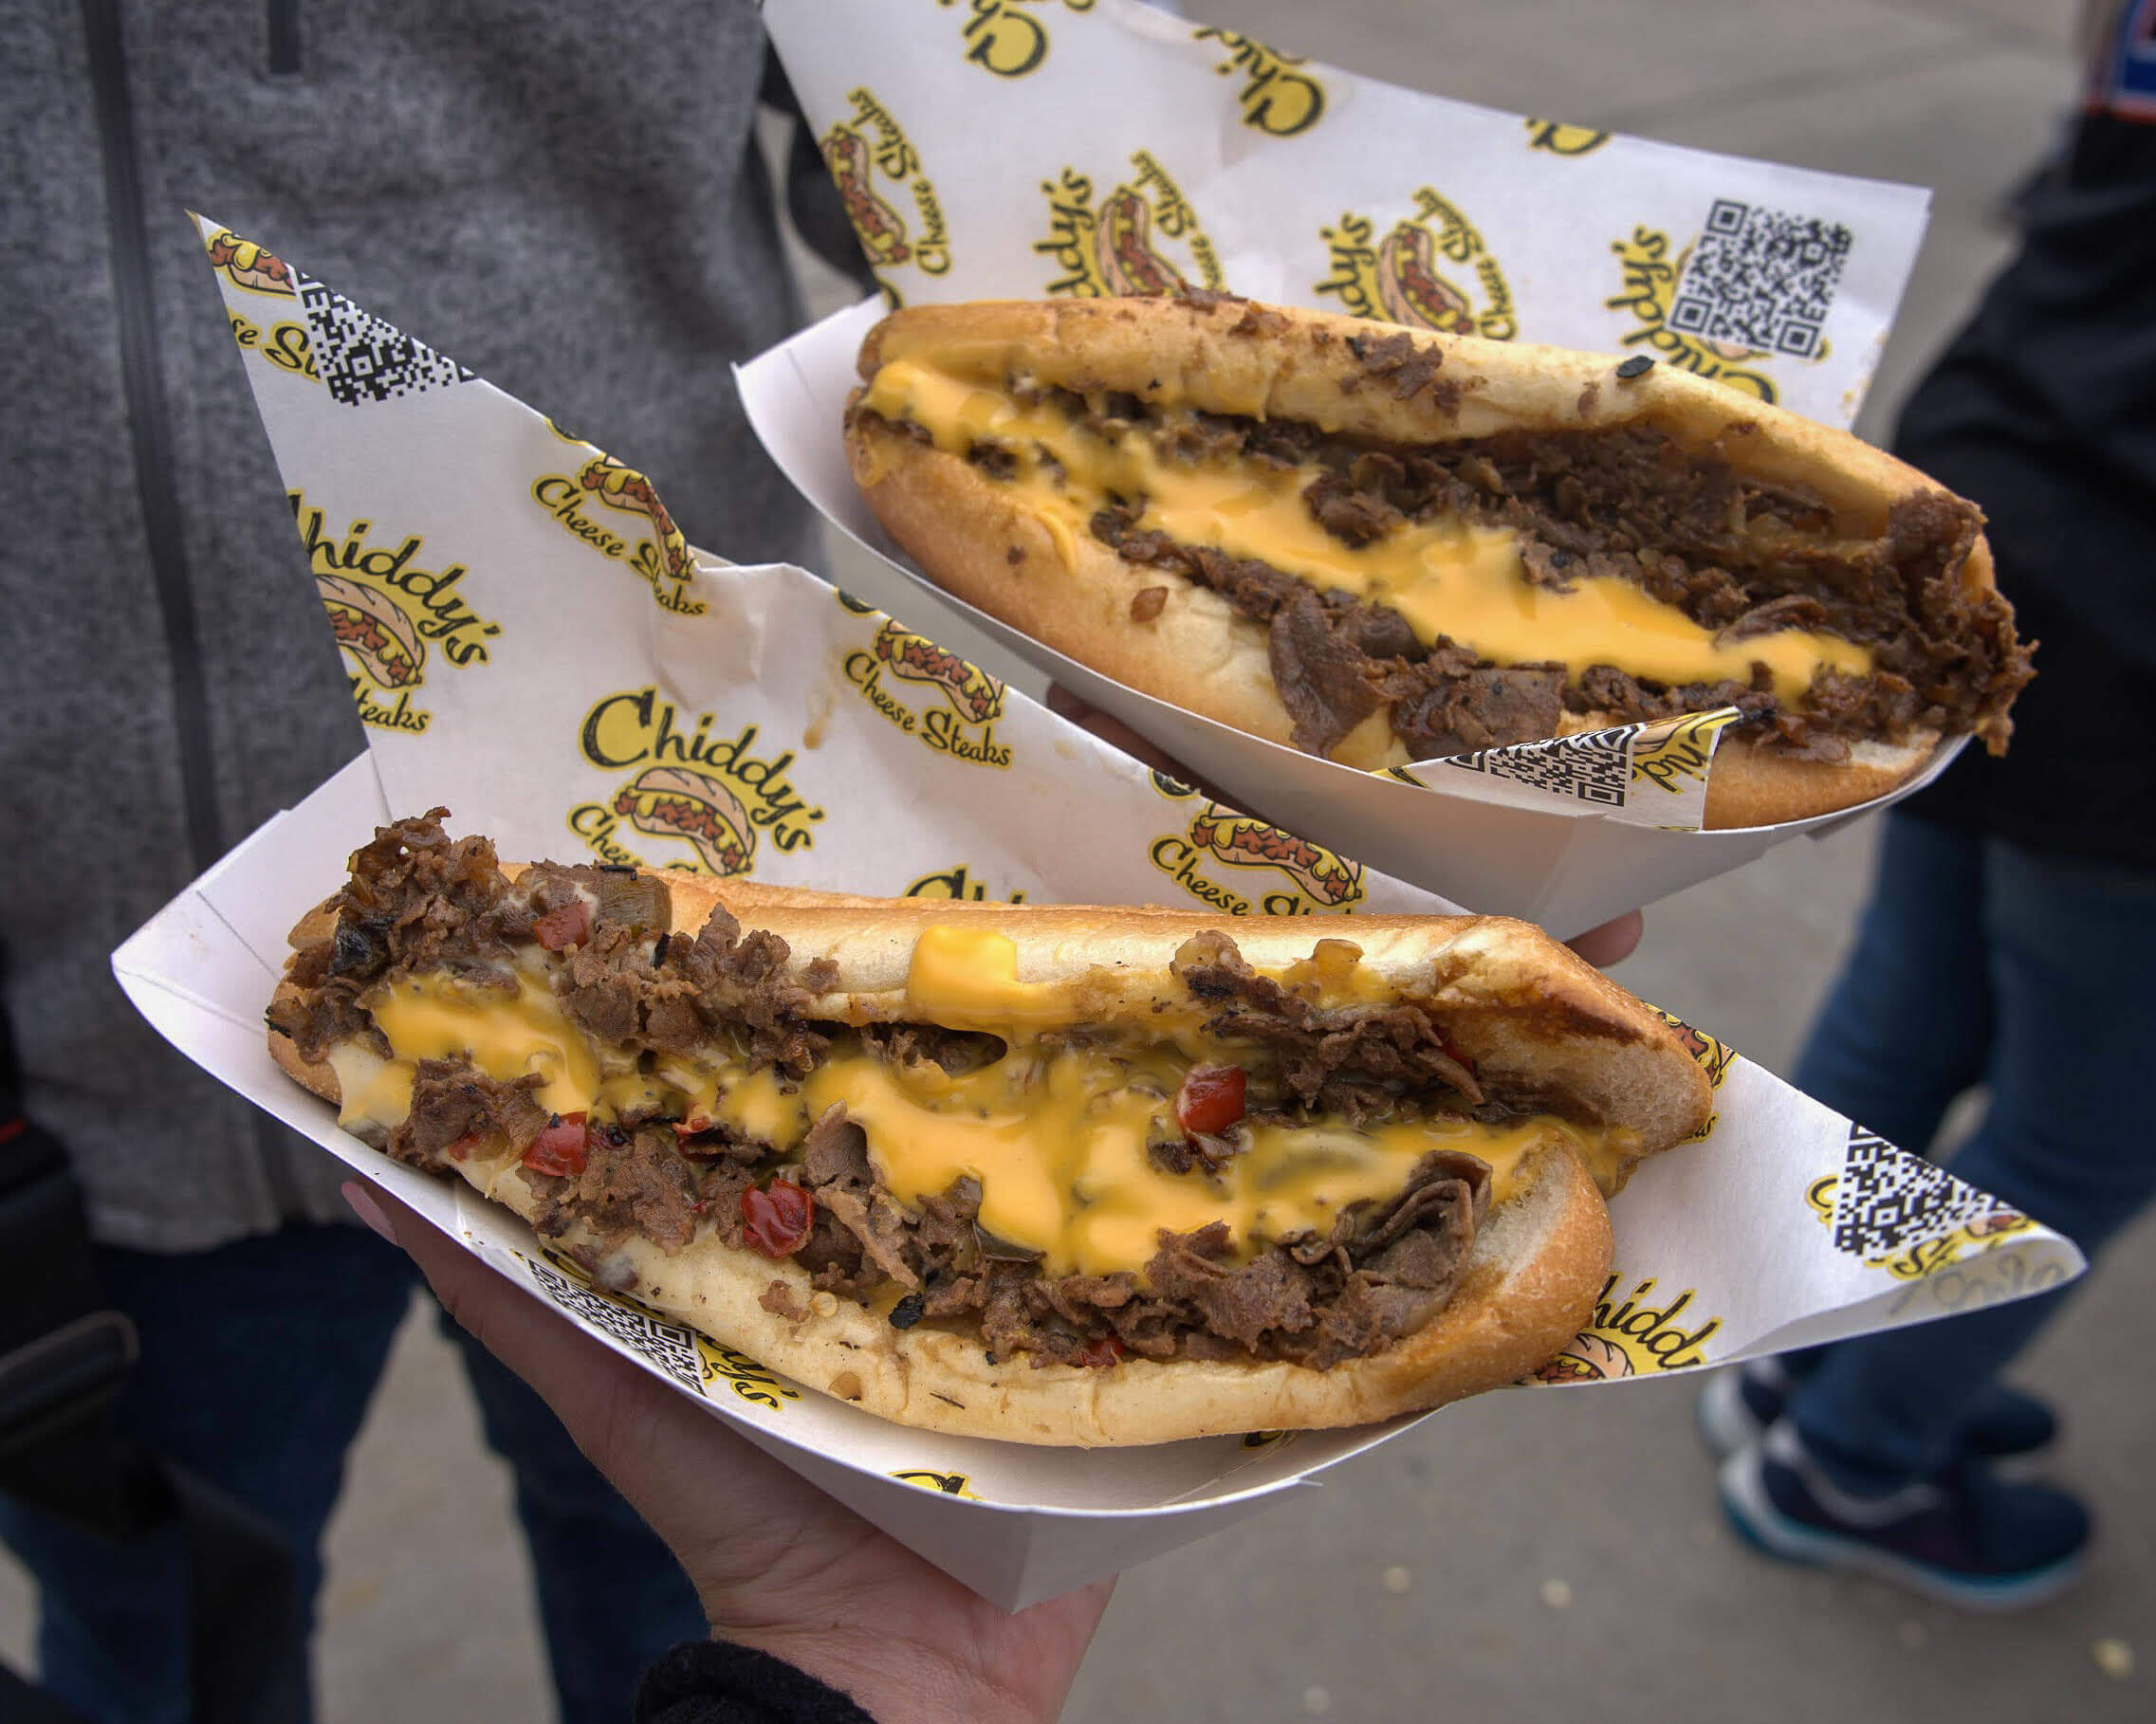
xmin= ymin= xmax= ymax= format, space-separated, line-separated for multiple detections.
xmin=1039 ymin=153 xmax=1224 ymax=298
xmin=696 ymin=1336 xmax=802 ymax=1411
xmin=904 ymin=865 xmax=1027 ymax=903
xmin=204 ymin=228 xmax=295 ymax=296
xmin=1647 ymin=1003 xmax=1733 ymax=1141
xmin=1805 ymin=1171 xmax=2037 ymax=1285
xmin=1608 ymin=227 xmax=1781 ymax=401
xmin=294 ymin=490 xmax=501 ymax=736
xmin=1629 ymin=706 xmax=1745 ymax=798
xmin=531 ymin=453 xmax=704 ymax=615
xmin=1147 ymin=777 xmax=1365 ymax=916
xmin=842 ymin=620 xmax=1012 ymax=769
xmin=571 ymin=689 xmax=826 ymax=874
xmin=822 ymin=88 xmax=949 ymax=287
xmin=892 ymin=1468 xmax=979 ymax=1497
xmin=1192 ymin=27 xmax=1326 ymax=137
xmin=1532 ymin=1275 xmax=1723 ymax=1381
xmin=1317 ymin=189 xmax=1517 ymax=341
xmin=940 ymin=0 xmax=1093 ymax=80
xmin=1523 ymin=118 xmax=1611 ymax=156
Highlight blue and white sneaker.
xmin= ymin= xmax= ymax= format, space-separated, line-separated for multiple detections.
xmin=1719 ymin=1419 xmax=2089 ymax=1611
xmin=1697 ymin=1359 xmax=2056 ymax=1481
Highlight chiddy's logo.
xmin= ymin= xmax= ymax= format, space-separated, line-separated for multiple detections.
xmin=206 ymin=229 xmax=321 ymax=384
xmin=1147 ymin=775 xmax=1364 ymax=915
xmin=294 ymin=491 xmax=502 ymax=735
xmin=570 ymin=688 xmax=826 ymax=875
xmin=1317 ymin=188 xmax=1517 ymax=341
xmin=1531 ymin=1275 xmax=1723 ymax=1381
xmin=1607 ymin=227 xmax=1778 ymax=401
xmin=822 ymin=87 xmax=949 ymax=289
xmin=1647 ymin=1003 xmax=1734 ymax=1141
xmin=938 ymin=0 xmax=1093 ymax=80
xmin=905 ymin=865 xmax=1026 ymax=903
xmin=892 ymin=1469 xmax=979 ymax=1498
xmin=1804 ymin=1172 xmax=2036 ymax=1285
xmin=1038 ymin=153 xmax=1223 ymax=298
xmin=1523 ymin=118 xmax=1611 ymax=156
xmin=530 ymin=454 xmax=701 ymax=614
xmin=1192 ymin=27 xmax=1326 ymax=137
xmin=843 ymin=620 xmax=1012 ymax=769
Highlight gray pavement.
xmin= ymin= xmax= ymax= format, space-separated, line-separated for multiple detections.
xmin=9 ymin=2 xmax=2149 ymax=1717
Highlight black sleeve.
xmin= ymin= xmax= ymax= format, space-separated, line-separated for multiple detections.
xmin=634 ymin=1641 xmax=880 ymax=1724
xmin=758 ymin=47 xmax=881 ymax=291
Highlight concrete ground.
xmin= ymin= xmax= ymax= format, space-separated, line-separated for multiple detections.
xmin=9 ymin=1 xmax=2149 ymax=1717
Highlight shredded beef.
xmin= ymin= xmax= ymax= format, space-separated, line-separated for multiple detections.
xmin=956 ymin=390 xmax=2033 ymax=758
xmin=1269 ymin=592 xmax=1385 ymax=753
xmin=386 ymin=1059 xmax=549 ymax=1171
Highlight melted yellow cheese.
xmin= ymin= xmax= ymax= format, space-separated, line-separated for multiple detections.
xmin=861 ymin=357 xmax=1872 ymax=704
xmin=335 ymin=930 xmax=1640 ymax=1278
xmin=366 ymin=966 xmax=599 ymax=1117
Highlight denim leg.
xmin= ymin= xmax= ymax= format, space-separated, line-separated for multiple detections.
xmin=1791 ymin=814 xmax=1993 ymax=1158
xmin=0 ymin=1223 xmax=418 ymax=1724
xmin=445 ymin=1309 xmax=707 ymax=1724
xmin=1791 ymin=842 xmax=2156 ymax=1490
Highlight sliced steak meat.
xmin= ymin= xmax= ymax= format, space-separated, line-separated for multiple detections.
xmin=1269 ymin=592 xmax=1385 ymax=753
xmin=1384 ymin=660 xmax=1565 ymax=758
xmin=1170 ymin=930 xmax=1483 ymax=1109
xmin=387 ymin=1058 xmax=549 ymax=1171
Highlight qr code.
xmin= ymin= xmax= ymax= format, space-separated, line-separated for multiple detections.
xmin=1831 ymin=1126 xmax=1997 ymax=1260
xmin=1441 ymin=727 xmax=1632 ymax=807
xmin=297 ymin=273 xmax=472 ymax=407
xmin=526 ymin=1257 xmax=702 ymax=1391
xmin=1669 ymin=199 xmax=1852 ymax=360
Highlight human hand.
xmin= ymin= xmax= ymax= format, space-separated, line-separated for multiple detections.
xmin=342 ymin=1181 xmax=1111 ymax=1724
xmin=1042 ymin=685 xmax=1644 ymax=967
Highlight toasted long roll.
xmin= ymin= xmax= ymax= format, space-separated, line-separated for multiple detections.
xmin=268 ymin=813 xmax=1711 ymax=1445
xmin=844 ymin=296 xmax=2032 ymax=828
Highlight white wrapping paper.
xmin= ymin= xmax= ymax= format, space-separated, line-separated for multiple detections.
xmin=744 ymin=1 xmax=1964 ymax=932
xmin=765 ymin=0 xmax=1926 ymax=426
xmin=116 ymin=221 xmax=2080 ymax=1608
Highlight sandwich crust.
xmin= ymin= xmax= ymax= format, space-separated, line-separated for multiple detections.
xmin=847 ymin=296 xmax=2005 ymax=829
xmin=270 ymin=869 xmax=1705 ymax=1444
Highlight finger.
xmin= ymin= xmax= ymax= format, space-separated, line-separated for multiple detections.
xmin=1563 ymin=908 xmax=1643 ymax=968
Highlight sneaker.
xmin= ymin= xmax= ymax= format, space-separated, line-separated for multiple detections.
xmin=1697 ymin=1359 xmax=2057 ymax=1479
xmin=1719 ymin=1420 xmax=2089 ymax=1610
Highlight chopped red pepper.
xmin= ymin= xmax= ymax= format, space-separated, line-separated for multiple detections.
xmin=522 ymin=1113 xmax=590 ymax=1178
xmin=1076 ymin=1335 xmax=1126 ymax=1368
xmin=673 ymin=1116 xmax=711 ymax=1140
xmin=742 ymin=1180 xmax=815 ymax=1258
xmin=1174 ymin=1065 xmax=1247 ymax=1138
xmin=533 ymin=900 xmax=593 ymax=951
xmin=447 ymin=1130 xmax=482 ymax=1163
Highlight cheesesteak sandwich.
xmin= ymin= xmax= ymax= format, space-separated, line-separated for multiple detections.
xmin=843 ymin=296 xmax=2033 ymax=827
xmin=268 ymin=813 xmax=1711 ymax=1445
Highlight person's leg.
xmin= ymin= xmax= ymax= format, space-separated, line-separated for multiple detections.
xmin=0 ymin=1223 xmax=419 ymax=1724
xmin=1790 ymin=841 xmax=2156 ymax=1490
xmin=445 ymin=1309 xmax=707 ymax=1724
xmin=1791 ymin=814 xmax=1994 ymax=1157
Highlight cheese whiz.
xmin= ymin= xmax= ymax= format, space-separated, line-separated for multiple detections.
xmin=843 ymin=296 xmax=2034 ymax=828
xmin=268 ymin=814 xmax=1711 ymax=1445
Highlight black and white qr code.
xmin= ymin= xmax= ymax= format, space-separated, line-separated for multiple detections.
xmin=526 ymin=1257 xmax=702 ymax=1391
xmin=1670 ymin=199 xmax=1852 ymax=361
xmin=298 ymin=274 xmax=472 ymax=407
xmin=1441 ymin=728 xmax=1631 ymax=807
xmin=1832 ymin=1126 xmax=1996 ymax=1260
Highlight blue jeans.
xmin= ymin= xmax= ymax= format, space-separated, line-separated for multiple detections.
xmin=0 ymin=1222 xmax=705 ymax=1724
xmin=1785 ymin=815 xmax=2156 ymax=1493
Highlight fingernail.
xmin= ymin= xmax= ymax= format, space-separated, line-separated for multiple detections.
xmin=342 ymin=1180 xmax=398 ymax=1245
